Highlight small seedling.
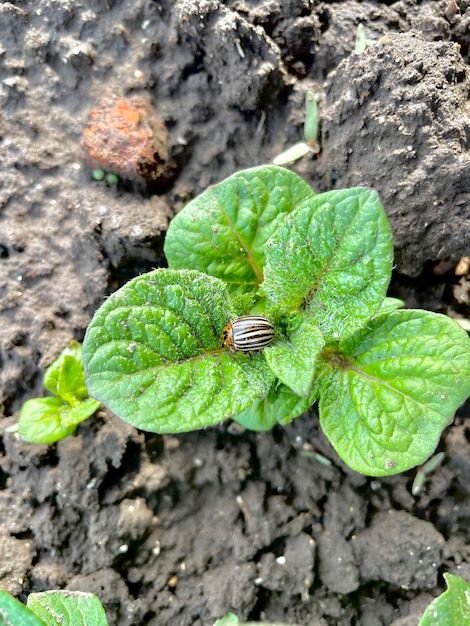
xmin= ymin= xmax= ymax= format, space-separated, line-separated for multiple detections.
xmin=0 ymin=589 xmax=109 ymax=626
xmin=81 ymin=165 xmax=470 ymax=476
xmin=300 ymin=449 xmax=333 ymax=466
xmin=355 ymin=23 xmax=377 ymax=53
xmin=273 ymin=91 xmax=320 ymax=165
xmin=91 ymin=168 xmax=106 ymax=181
xmin=105 ymin=172 xmax=119 ymax=185
xmin=411 ymin=451 xmax=446 ymax=496
xmin=91 ymin=168 xmax=120 ymax=185
xmin=18 ymin=341 xmax=100 ymax=444
xmin=355 ymin=24 xmax=368 ymax=53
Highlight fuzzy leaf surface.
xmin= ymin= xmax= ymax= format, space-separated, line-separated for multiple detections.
xmin=264 ymin=315 xmax=324 ymax=397
xmin=418 ymin=573 xmax=470 ymax=626
xmin=83 ymin=269 xmax=275 ymax=433
xmin=262 ymin=188 xmax=393 ymax=341
xmin=319 ymin=310 xmax=470 ymax=476
xmin=164 ymin=166 xmax=314 ymax=297
xmin=27 ymin=591 xmax=108 ymax=626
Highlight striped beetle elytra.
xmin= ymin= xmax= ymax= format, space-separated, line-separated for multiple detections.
xmin=222 ymin=315 xmax=275 ymax=353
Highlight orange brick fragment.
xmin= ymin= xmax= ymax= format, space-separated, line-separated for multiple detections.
xmin=82 ymin=96 xmax=171 ymax=186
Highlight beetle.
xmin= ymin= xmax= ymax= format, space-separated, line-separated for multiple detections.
xmin=222 ymin=315 xmax=275 ymax=353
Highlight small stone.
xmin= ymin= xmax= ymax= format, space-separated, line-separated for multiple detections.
xmin=82 ymin=96 xmax=172 ymax=187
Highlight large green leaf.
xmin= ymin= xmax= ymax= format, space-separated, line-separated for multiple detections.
xmin=319 ymin=310 xmax=470 ymax=476
xmin=83 ymin=269 xmax=275 ymax=433
xmin=262 ymin=188 xmax=393 ymax=341
xmin=164 ymin=166 xmax=314 ymax=297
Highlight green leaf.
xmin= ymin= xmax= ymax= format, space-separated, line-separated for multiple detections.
xmin=264 ymin=315 xmax=324 ymax=397
xmin=232 ymin=401 xmax=279 ymax=431
xmin=83 ymin=269 xmax=275 ymax=433
xmin=318 ymin=310 xmax=470 ymax=476
xmin=27 ymin=591 xmax=108 ymax=626
xmin=44 ymin=341 xmax=89 ymax=405
xmin=419 ymin=573 xmax=470 ymax=626
xmin=56 ymin=356 xmax=89 ymax=406
xmin=234 ymin=381 xmax=320 ymax=431
xmin=18 ymin=397 xmax=100 ymax=444
xmin=374 ymin=297 xmax=404 ymax=317
xmin=164 ymin=166 xmax=315 ymax=298
xmin=17 ymin=340 xmax=100 ymax=444
xmin=0 ymin=591 xmax=46 ymax=626
xmin=262 ymin=188 xmax=393 ymax=342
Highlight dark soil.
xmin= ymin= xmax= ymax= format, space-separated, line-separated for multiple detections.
xmin=1 ymin=1 xmax=470 ymax=624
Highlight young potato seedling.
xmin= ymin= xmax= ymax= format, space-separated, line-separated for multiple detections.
xmin=17 ymin=341 xmax=100 ymax=444
xmin=81 ymin=165 xmax=470 ymax=476
xmin=273 ymin=91 xmax=320 ymax=165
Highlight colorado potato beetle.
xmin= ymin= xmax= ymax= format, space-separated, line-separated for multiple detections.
xmin=222 ymin=315 xmax=275 ymax=353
